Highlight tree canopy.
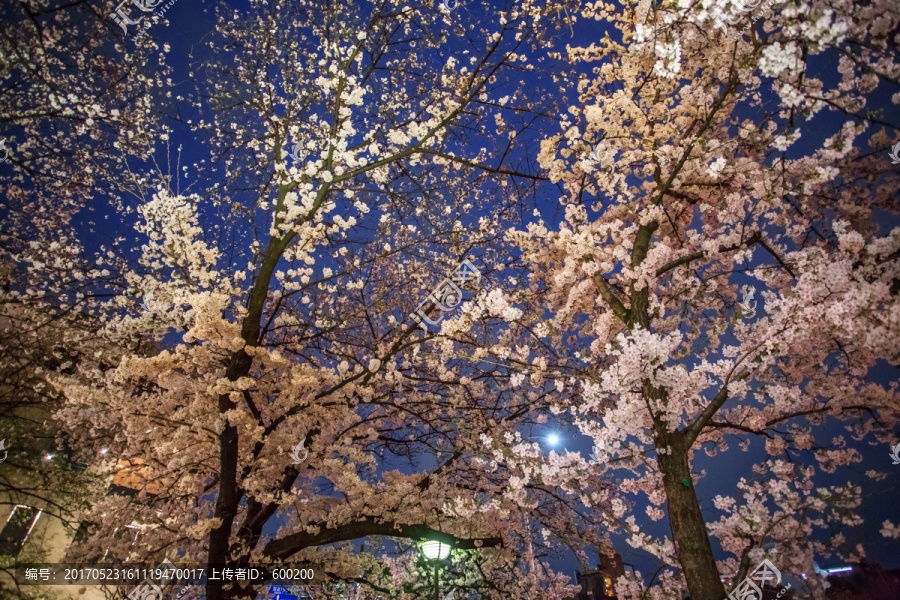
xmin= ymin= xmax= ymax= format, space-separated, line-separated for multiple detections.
xmin=0 ymin=0 xmax=898 ymax=599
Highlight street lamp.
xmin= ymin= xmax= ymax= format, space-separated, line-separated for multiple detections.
xmin=420 ymin=540 xmax=452 ymax=600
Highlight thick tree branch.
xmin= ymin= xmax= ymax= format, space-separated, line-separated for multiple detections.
xmin=655 ymin=232 xmax=762 ymax=278
xmin=591 ymin=272 xmax=630 ymax=323
xmin=682 ymin=365 xmax=752 ymax=448
xmin=263 ymin=518 xmax=502 ymax=560
xmin=706 ymin=404 xmax=874 ymax=434
xmin=655 ymin=251 xmax=706 ymax=277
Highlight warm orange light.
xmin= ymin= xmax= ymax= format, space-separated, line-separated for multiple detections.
xmin=604 ymin=576 xmax=614 ymax=597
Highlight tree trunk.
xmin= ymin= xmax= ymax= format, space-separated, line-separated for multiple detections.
xmin=657 ymin=432 xmax=726 ymax=600
xmin=628 ymin=220 xmax=724 ymax=599
xmin=205 ymin=350 xmax=252 ymax=600
xmin=205 ymin=232 xmax=292 ymax=600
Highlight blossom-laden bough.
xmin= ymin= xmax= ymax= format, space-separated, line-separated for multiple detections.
xmin=11 ymin=1 xmax=605 ymax=599
xmin=510 ymin=0 xmax=900 ymax=598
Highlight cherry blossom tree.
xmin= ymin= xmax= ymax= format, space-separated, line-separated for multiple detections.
xmin=508 ymin=0 xmax=900 ymax=598
xmin=0 ymin=0 xmax=172 ymax=497
xmin=7 ymin=0 xmax=899 ymax=599
xmin=1 ymin=2 xmax=169 ymax=594
xmin=13 ymin=1 xmax=601 ymax=599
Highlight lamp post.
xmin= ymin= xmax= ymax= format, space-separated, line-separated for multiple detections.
xmin=420 ymin=540 xmax=451 ymax=600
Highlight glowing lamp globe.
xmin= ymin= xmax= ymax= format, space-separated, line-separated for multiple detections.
xmin=421 ymin=540 xmax=451 ymax=561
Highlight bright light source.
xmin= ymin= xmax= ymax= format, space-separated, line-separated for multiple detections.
xmin=547 ymin=433 xmax=560 ymax=446
xmin=421 ymin=541 xmax=451 ymax=561
xmin=826 ymin=566 xmax=853 ymax=574
xmin=43 ymin=454 xmax=53 ymax=461
xmin=100 ymin=448 xmax=108 ymax=455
